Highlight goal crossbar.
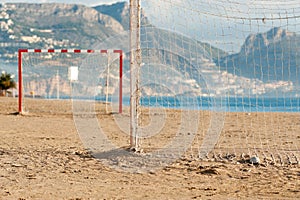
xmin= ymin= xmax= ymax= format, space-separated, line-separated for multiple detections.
xmin=18 ymin=49 xmax=123 ymax=114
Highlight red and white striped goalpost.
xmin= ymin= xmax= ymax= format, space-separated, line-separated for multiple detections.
xmin=18 ymin=49 xmax=123 ymax=114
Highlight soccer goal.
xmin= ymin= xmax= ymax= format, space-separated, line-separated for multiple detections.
xmin=125 ymin=0 xmax=300 ymax=166
xmin=18 ymin=49 xmax=123 ymax=115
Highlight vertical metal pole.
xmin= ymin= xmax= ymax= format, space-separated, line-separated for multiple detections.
xmin=105 ymin=52 xmax=110 ymax=114
xmin=119 ymin=51 xmax=123 ymax=114
xmin=130 ymin=0 xmax=141 ymax=150
xmin=18 ymin=50 xmax=23 ymax=113
xmin=113 ymin=50 xmax=123 ymax=114
xmin=56 ymin=70 xmax=59 ymax=99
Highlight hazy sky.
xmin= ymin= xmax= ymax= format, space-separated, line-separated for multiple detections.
xmin=143 ymin=0 xmax=300 ymax=52
xmin=0 ymin=0 xmax=125 ymax=6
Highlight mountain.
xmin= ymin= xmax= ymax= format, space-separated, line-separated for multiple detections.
xmin=0 ymin=2 xmax=125 ymax=61
xmin=0 ymin=2 xmax=297 ymax=97
xmin=94 ymin=2 xmax=130 ymax=30
xmin=217 ymin=27 xmax=300 ymax=87
xmin=0 ymin=2 xmax=229 ymax=98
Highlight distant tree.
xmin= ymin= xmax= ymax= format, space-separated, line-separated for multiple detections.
xmin=0 ymin=71 xmax=16 ymax=96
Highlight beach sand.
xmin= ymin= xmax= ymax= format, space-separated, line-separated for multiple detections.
xmin=0 ymin=97 xmax=299 ymax=199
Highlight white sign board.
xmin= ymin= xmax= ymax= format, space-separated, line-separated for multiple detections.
xmin=68 ymin=66 xmax=78 ymax=81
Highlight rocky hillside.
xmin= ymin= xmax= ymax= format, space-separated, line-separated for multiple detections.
xmin=0 ymin=2 xmax=229 ymax=97
xmin=217 ymin=27 xmax=300 ymax=86
xmin=0 ymin=2 xmax=298 ymax=97
xmin=0 ymin=2 xmax=125 ymax=61
xmin=94 ymin=2 xmax=130 ymax=30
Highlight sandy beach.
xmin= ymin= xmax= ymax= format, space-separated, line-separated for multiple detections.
xmin=0 ymin=97 xmax=299 ymax=199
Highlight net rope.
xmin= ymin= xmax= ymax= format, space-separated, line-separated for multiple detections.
xmin=131 ymin=0 xmax=300 ymax=165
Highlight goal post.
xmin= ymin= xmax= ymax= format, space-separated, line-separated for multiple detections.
xmin=123 ymin=0 xmax=300 ymax=166
xmin=18 ymin=49 xmax=123 ymax=114
xmin=129 ymin=0 xmax=142 ymax=150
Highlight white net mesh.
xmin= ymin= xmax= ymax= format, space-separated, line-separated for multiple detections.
xmin=18 ymin=1 xmax=300 ymax=168
xmin=127 ymin=0 xmax=300 ymax=165
xmin=20 ymin=50 xmax=122 ymax=115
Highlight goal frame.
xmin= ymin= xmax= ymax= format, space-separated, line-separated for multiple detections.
xmin=18 ymin=49 xmax=123 ymax=114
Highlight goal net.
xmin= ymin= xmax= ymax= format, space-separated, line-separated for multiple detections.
xmin=18 ymin=49 xmax=123 ymax=115
xmin=123 ymin=0 xmax=299 ymax=166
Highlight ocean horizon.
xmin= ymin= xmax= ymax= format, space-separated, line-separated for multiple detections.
xmin=24 ymin=95 xmax=300 ymax=113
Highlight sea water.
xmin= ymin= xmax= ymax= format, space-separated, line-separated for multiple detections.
xmin=96 ymin=96 xmax=300 ymax=113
